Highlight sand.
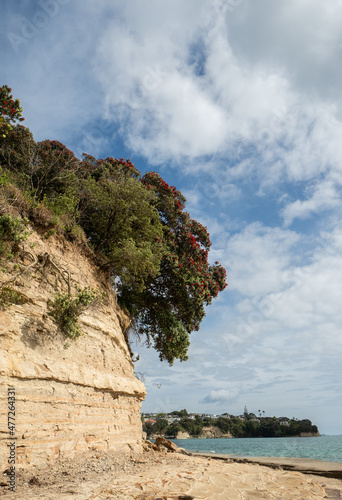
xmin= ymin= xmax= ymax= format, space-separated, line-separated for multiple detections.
xmin=192 ymin=452 xmax=342 ymax=479
xmin=1 ymin=448 xmax=342 ymax=499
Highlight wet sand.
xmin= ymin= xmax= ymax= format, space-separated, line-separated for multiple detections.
xmin=1 ymin=448 xmax=342 ymax=499
xmin=192 ymin=452 xmax=342 ymax=479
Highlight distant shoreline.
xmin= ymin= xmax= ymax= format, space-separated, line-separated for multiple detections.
xmin=149 ymin=431 xmax=321 ymax=440
xmin=144 ymin=414 xmax=321 ymax=440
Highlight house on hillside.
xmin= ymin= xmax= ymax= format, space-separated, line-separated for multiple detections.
xmin=248 ymin=413 xmax=260 ymax=423
xmin=277 ymin=417 xmax=290 ymax=426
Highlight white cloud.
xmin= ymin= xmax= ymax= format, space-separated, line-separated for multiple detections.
xmin=282 ymin=180 xmax=342 ymax=226
xmin=87 ymin=0 xmax=342 ymax=243
xmin=226 ymin=0 xmax=342 ymax=101
xmin=223 ymin=223 xmax=300 ymax=296
xmin=201 ymin=388 xmax=239 ymax=404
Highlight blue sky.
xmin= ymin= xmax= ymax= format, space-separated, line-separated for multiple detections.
xmin=2 ymin=0 xmax=342 ymax=434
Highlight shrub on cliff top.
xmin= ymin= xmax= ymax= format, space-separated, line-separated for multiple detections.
xmin=78 ymin=155 xmax=164 ymax=293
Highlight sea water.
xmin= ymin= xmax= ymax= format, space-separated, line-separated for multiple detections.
xmin=171 ymin=435 xmax=342 ymax=463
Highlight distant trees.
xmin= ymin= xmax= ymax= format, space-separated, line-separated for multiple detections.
xmin=155 ymin=418 xmax=168 ymax=434
xmin=170 ymin=409 xmax=188 ymax=417
xmin=143 ymin=411 xmax=319 ymax=439
xmin=166 ymin=422 xmax=183 ymax=436
xmin=216 ymin=417 xmax=231 ymax=434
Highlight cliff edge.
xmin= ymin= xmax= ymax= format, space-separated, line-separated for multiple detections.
xmin=0 ymin=226 xmax=146 ymax=469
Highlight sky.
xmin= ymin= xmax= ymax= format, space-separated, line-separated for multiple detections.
xmin=1 ymin=0 xmax=342 ymax=435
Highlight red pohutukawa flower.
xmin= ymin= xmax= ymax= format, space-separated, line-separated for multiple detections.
xmin=0 ymin=83 xmax=227 ymax=366
xmin=0 ymin=85 xmax=25 ymax=138
xmin=122 ymin=170 xmax=229 ymax=364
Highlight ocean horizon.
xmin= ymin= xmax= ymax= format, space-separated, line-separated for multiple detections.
xmin=170 ymin=435 xmax=342 ymax=463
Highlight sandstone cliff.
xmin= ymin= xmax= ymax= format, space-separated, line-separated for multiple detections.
xmin=199 ymin=426 xmax=233 ymax=439
xmin=175 ymin=427 xmax=233 ymax=439
xmin=0 ymin=227 xmax=146 ymax=469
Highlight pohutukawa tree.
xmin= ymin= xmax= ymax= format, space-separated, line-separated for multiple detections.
xmin=78 ymin=155 xmax=164 ymax=293
xmin=119 ymin=172 xmax=227 ymax=365
xmin=0 ymin=85 xmax=25 ymax=138
xmin=0 ymin=85 xmax=228 ymax=365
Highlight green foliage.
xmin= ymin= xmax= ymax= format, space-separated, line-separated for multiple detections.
xmin=143 ymin=411 xmax=319 ymax=438
xmin=0 ymin=133 xmax=80 ymax=233
xmin=0 ymin=286 xmax=26 ymax=309
xmin=227 ymin=418 xmax=245 ymax=438
xmin=35 ymin=140 xmax=80 ymax=202
xmin=143 ymin=421 xmax=156 ymax=436
xmin=120 ymin=171 xmax=227 ymax=364
xmin=48 ymin=287 xmax=102 ymax=339
xmin=165 ymin=421 xmax=183 ymax=436
xmin=78 ymin=156 xmax=163 ymax=293
xmin=1 ymin=137 xmax=79 ymax=203
xmin=170 ymin=409 xmax=188 ymax=417
xmin=0 ymin=214 xmax=29 ymax=242
xmin=0 ymin=125 xmax=37 ymax=187
xmin=44 ymin=229 xmax=56 ymax=239
xmin=144 ymin=312 xmax=190 ymax=365
xmin=0 ymin=171 xmax=10 ymax=187
xmin=0 ymin=85 xmax=25 ymax=138
xmin=0 ymin=214 xmax=29 ymax=256
xmin=0 ymin=85 xmax=228 ymax=364
xmin=155 ymin=418 xmax=169 ymax=433
xmin=179 ymin=418 xmax=202 ymax=436
xmin=216 ymin=417 xmax=231 ymax=434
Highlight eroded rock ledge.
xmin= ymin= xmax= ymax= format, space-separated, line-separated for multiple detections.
xmin=0 ymin=228 xmax=146 ymax=469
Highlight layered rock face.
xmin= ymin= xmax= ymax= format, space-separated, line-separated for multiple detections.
xmin=175 ymin=427 xmax=233 ymax=439
xmin=199 ymin=427 xmax=233 ymax=439
xmin=0 ymin=229 xmax=146 ymax=469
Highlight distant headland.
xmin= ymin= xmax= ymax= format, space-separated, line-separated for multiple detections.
xmin=142 ymin=408 xmax=320 ymax=439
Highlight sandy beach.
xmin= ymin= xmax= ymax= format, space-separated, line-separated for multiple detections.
xmin=1 ymin=447 xmax=342 ymax=499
